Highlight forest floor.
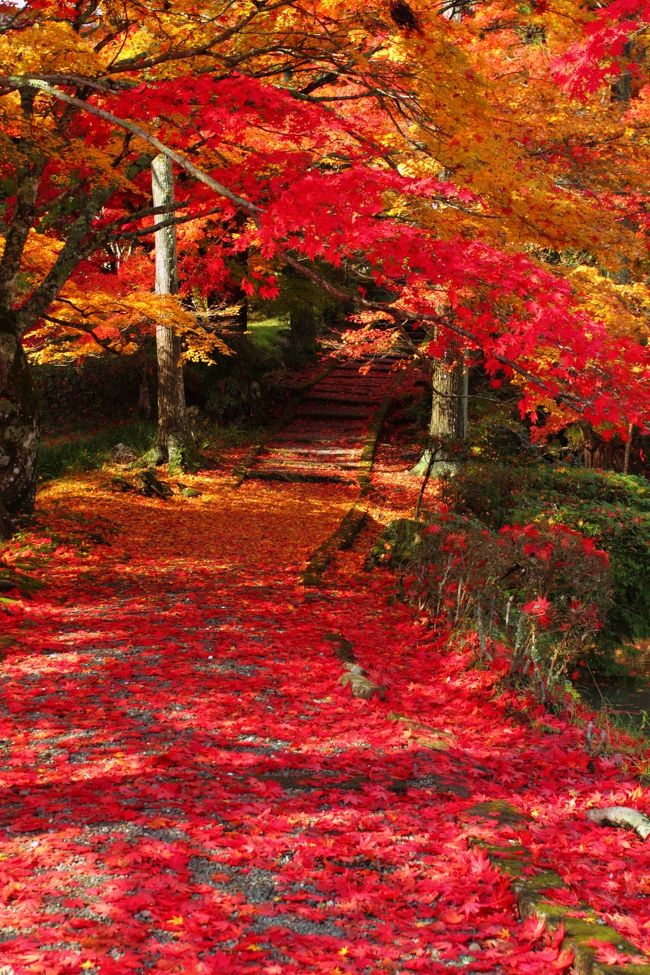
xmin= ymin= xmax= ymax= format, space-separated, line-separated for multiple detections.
xmin=1 ymin=362 xmax=650 ymax=975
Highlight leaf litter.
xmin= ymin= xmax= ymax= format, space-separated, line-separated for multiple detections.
xmin=0 ymin=460 xmax=649 ymax=974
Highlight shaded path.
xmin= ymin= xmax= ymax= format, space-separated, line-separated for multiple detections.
xmin=1 ymin=466 xmax=650 ymax=974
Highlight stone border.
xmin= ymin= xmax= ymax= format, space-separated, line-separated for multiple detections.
xmin=301 ymin=504 xmax=368 ymax=587
xmin=358 ymin=385 xmax=397 ymax=494
xmin=462 ymin=801 xmax=650 ymax=975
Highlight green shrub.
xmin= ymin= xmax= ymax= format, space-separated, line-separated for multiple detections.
xmin=512 ymin=499 xmax=650 ymax=649
xmin=441 ymin=462 xmax=524 ymax=529
xmin=247 ymin=317 xmax=291 ymax=365
xmin=468 ymin=406 xmax=539 ymax=466
xmin=201 ymin=326 xmax=289 ymax=423
xmin=38 ymin=421 xmax=155 ymax=482
xmin=378 ymin=511 xmax=612 ymax=700
xmin=443 ymin=463 xmax=650 ymax=648
xmin=444 ymin=463 xmax=650 ymax=527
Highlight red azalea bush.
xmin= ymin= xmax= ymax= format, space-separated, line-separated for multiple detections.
xmin=394 ymin=511 xmax=612 ymax=700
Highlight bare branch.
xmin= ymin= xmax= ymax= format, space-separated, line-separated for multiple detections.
xmin=587 ymin=807 xmax=650 ymax=842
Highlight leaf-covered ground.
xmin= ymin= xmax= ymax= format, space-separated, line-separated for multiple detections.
xmin=1 ymin=432 xmax=650 ymax=974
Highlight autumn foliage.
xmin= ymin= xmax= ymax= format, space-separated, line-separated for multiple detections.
xmin=0 ymin=0 xmax=648 ymax=503
xmin=2 ymin=5 xmax=650 ymax=972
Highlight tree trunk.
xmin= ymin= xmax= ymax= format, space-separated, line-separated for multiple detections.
xmin=137 ymin=350 xmax=151 ymax=417
xmin=236 ymin=292 xmax=249 ymax=332
xmin=0 ymin=314 xmax=39 ymax=531
xmin=428 ymin=356 xmax=468 ymax=442
xmin=151 ymin=154 xmax=192 ymax=471
xmin=290 ymin=305 xmax=318 ymax=357
xmin=623 ymin=423 xmax=634 ymax=475
xmin=411 ymin=348 xmax=467 ymax=476
xmin=612 ymin=42 xmax=633 ymax=104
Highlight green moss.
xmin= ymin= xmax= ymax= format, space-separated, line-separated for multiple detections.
xmin=38 ymin=420 xmax=156 ymax=482
xmin=521 ymin=869 xmax=566 ymax=891
xmin=470 ymin=822 xmax=650 ymax=975
xmin=368 ymin=518 xmax=423 ymax=569
xmin=465 ymin=800 xmax=529 ymax=825
xmin=246 ymin=316 xmax=289 ymax=364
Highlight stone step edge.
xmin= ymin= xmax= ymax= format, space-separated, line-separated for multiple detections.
xmin=301 ymin=504 xmax=368 ymax=588
xmin=463 ymin=801 xmax=650 ymax=975
xmin=245 ymin=469 xmax=353 ymax=485
xmin=358 ymin=374 xmax=403 ymax=494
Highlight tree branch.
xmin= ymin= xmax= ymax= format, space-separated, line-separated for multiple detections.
xmin=105 ymin=206 xmax=225 ymax=240
xmin=587 ymin=807 xmax=650 ymax=842
xmin=41 ymin=313 xmax=122 ymax=356
xmin=9 ymin=78 xmax=261 ymax=218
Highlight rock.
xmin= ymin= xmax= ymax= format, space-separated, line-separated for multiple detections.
xmin=0 ymin=566 xmax=43 ymax=597
xmin=136 ymin=469 xmax=174 ymax=499
xmin=176 ymin=482 xmax=201 ymax=498
xmin=109 ymin=443 xmax=137 ymax=465
xmin=339 ymin=662 xmax=386 ymax=700
xmin=110 ymin=475 xmax=136 ymax=493
xmin=587 ymin=806 xmax=650 ymax=841
xmin=109 ymin=470 xmax=174 ymax=499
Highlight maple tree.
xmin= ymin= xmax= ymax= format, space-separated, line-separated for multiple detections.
xmin=0 ymin=0 xmax=649 ymax=524
xmin=461 ymin=0 xmax=650 ymax=449
xmin=1 ymin=5 xmax=649 ymax=967
xmin=150 ymin=154 xmax=193 ymax=469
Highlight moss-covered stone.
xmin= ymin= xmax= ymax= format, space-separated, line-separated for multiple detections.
xmin=302 ymin=505 xmax=367 ymax=587
xmin=517 ymin=895 xmax=650 ymax=975
xmin=464 ymin=800 xmax=530 ymax=826
xmin=520 ymin=869 xmax=566 ymax=890
xmin=358 ymin=390 xmax=394 ymax=493
xmin=467 ymin=825 xmax=650 ymax=973
xmin=476 ymin=835 xmax=650 ymax=973
xmin=367 ymin=517 xmax=423 ymax=570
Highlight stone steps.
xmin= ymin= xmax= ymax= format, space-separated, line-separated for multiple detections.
xmin=246 ymin=358 xmax=399 ymax=485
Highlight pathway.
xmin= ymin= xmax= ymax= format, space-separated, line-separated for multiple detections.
xmin=1 ymin=398 xmax=649 ymax=974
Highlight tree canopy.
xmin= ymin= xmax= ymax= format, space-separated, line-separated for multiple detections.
xmin=0 ymin=0 xmax=649 ymax=515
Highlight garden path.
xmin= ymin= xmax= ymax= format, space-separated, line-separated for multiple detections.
xmin=1 ymin=372 xmax=649 ymax=974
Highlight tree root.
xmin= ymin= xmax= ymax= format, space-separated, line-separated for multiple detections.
xmin=110 ymin=470 xmax=174 ymax=499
